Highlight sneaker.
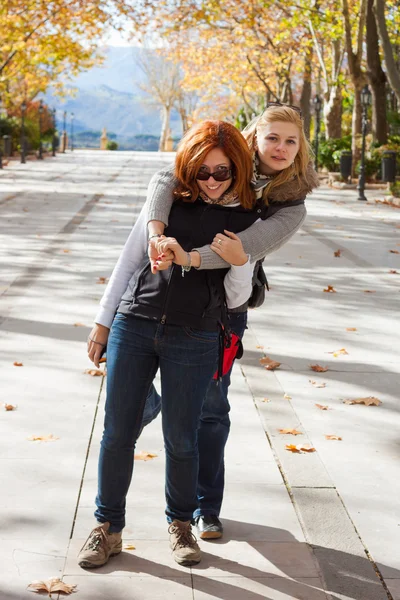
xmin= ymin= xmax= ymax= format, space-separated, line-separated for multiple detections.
xmin=194 ymin=515 xmax=223 ymax=540
xmin=78 ymin=522 xmax=122 ymax=568
xmin=168 ymin=520 xmax=201 ymax=566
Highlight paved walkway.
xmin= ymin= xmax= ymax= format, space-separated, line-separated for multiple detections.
xmin=0 ymin=151 xmax=399 ymax=600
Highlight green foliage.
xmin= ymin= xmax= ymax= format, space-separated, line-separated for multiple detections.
xmin=318 ymin=135 xmax=352 ymax=171
xmin=106 ymin=140 xmax=118 ymax=150
xmin=390 ymin=181 xmax=400 ymax=198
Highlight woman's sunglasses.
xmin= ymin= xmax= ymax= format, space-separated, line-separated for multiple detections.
xmin=196 ymin=168 xmax=232 ymax=182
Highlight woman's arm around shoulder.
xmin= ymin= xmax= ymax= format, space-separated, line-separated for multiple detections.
xmin=146 ymin=165 xmax=178 ymax=226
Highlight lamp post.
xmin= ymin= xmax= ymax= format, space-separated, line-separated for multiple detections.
xmin=52 ymin=108 xmax=57 ymax=157
xmin=313 ymin=94 xmax=322 ymax=172
xmin=70 ymin=112 xmax=74 ymax=151
xmin=357 ymin=85 xmax=372 ymax=202
xmin=38 ymin=99 xmax=43 ymax=159
xmin=21 ymin=100 xmax=27 ymax=164
xmin=62 ymin=110 xmax=67 ymax=153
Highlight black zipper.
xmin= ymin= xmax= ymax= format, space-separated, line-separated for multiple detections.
xmin=160 ymin=264 xmax=176 ymax=324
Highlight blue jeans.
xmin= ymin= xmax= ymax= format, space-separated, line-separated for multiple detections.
xmin=94 ymin=313 xmax=219 ymax=532
xmin=141 ymin=311 xmax=248 ymax=518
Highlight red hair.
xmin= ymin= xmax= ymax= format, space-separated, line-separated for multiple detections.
xmin=174 ymin=120 xmax=255 ymax=209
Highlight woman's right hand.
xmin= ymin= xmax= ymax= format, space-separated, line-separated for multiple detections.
xmin=87 ymin=323 xmax=109 ymax=368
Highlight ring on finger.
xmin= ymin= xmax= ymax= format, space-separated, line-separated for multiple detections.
xmin=217 ymin=238 xmax=223 ymax=245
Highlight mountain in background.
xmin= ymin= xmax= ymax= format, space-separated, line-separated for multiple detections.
xmin=45 ymin=47 xmax=182 ymax=150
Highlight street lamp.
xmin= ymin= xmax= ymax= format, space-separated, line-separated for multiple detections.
xmin=62 ymin=110 xmax=67 ymax=153
xmin=70 ymin=112 xmax=74 ymax=151
xmin=313 ymin=94 xmax=322 ymax=172
xmin=38 ymin=99 xmax=43 ymax=159
xmin=21 ymin=100 xmax=27 ymax=164
xmin=357 ymin=84 xmax=372 ymax=202
xmin=52 ymin=108 xmax=57 ymax=157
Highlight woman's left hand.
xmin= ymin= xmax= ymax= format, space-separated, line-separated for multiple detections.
xmin=211 ymin=230 xmax=248 ymax=266
xmin=156 ymin=237 xmax=189 ymax=267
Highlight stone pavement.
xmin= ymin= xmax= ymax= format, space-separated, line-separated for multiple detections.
xmin=0 ymin=151 xmax=399 ymax=600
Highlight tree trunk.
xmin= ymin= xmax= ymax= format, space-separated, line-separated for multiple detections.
xmin=300 ymin=47 xmax=313 ymax=139
xmin=373 ymin=0 xmax=400 ymax=103
xmin=352 ymin=86 xmax=363 ymax=176
xmin=159 ymin=105 xmax=171 ymax=152
xmin=323 ymin=85 xmax=343 ymax=138
xmin=367 ymin=0 xmax=388 ymax=143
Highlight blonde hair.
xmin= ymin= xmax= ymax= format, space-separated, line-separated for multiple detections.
xmin=242 ymin=106 xmax=314 ymax=201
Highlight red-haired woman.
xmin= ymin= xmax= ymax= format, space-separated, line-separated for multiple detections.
xmin=79 ymin=120 xmax=301 ymax=570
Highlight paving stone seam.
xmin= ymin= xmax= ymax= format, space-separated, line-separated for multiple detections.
xmin=241 ymin=325 xmax=392 ymax=600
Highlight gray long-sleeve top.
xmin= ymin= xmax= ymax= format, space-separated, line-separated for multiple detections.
xmin=146 ymin=167 xmax=307 ymax=269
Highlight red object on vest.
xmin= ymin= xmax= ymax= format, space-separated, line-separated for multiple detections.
xmin=213 ymin=332 xmax=242 ymax=379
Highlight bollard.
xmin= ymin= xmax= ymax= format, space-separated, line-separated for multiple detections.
xmin=340 ymin=150 xmax=352 ymax=182
xmin=381 ymin=151 xmax=397 ymax=183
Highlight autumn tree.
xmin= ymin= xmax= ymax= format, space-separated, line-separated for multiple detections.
xmin=373 ymin=0 xmax=400 ymax=103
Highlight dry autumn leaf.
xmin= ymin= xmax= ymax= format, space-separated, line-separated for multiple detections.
xmin=389 ymin=269 xmax=398 ymax=274
xmin=13 ymin=361 xmax=23 ymax=367
xmin=286 ymin=444 xmax=316 ymax=453
xmin=28 ymin=434 xmax=59 ymax=442
xmin=73 ymin=322 xmax=85 ymax=327
xmin=99 ymin=357 xmax=107 ymax=364
xmin=310 ymin=364 xmax=328 ymax=372
xmin=325 ymin=435 xmax=342 ymax=440
xmin=323 ymin=285 xmax=336 ymax=293
xmin=343 ymin=396 xmax=382 ymax=406
xmin=334 ymin=249 xmax=341 ymax=257
xmin=4 ymin=403 xmax=16 ymax=411
xmin=346 ymin=327 xmax=357 ymax=331
xmin=62 ymin=249 xmax=70 ymax=253
xmin=96 ymin=277 xmax=108 ymax=284
xmin=84 ymin=369 xmax=105 ymax=377
xmin=283 ymin=393 xmax=292 ymax=400
xmin=259 ymin=356 xmax=281 ymax=370
xmin=309 ymin=380 xmax=327 ymax=388
xmin=328 ymin=348 xmax=348 ymax=357
xmin=134 ymin=451 xmax=158 ymax=461
xmin=256 ymin=345 xmax=264 ymax=349
xmin=261 ymin=397 xmax=270 ymax=403
xmin=315 ymin=404 xmax=330 ymax=410
xmin=364 ymin=290 xmax=376 ymax=293
xmin=124 ymin=544 xmax=136 ymax=550
xmin=27 ymin=577 xmax=76 ymax=596
xmin=389 ymin=249 xmax=399 ymax=254
xmin=279 ymin=428 xmax=302 ymax=435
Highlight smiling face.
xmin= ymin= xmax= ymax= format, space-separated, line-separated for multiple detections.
xmin=255 ymin=121 xmax=300 ymax=175
xmin=196 ymin=147 xmax=233 ymax=200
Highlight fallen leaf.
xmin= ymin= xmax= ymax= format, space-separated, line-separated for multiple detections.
xmin=325 ymin=434 xmax=342 ymax=440
xmin=310 ymin=364 xmax=328 ymax=372
xmin=62 ymin=249 xmax=70 ymax=253
xmin=346 ymin=327 xmax=357 ymax=331
xmin=364 ymin=290 xmax=376 ymax=293
xmin=261 ymin=397 xmax=270 ymax=403
xmin=283 ymin=393 xmax=292 ymax=400
xmin=286 ymin=444 xmax=316 ymax=453
xmin=27 ymin=577 xmax=76 ymax=596
xmin=124 ymin=544 xmax=136 ymax=550
xmin=256 ymin=345 xmax=264 ymax=349
xmin=96 ymin=277 xmax=108 ymax=284
xmin=28 ymin=434 xmax=59 ymax=442
xmin=389 ymin=269 xmax=398 ymax=274
xmin=323 ymin=285 xmax=336 ymax=293
xmin=309 ymin=380 xmax=327 ymax=388
xmin=328 ymin=348 xmax=348 ymax=357
xmin=84 ymin=369 xmax=105 ymax=377
xmin=343 ymin=396 xmax=382 ymax=406
xmin=13 ymin=361 xmax=23 ymax=367
xmin=4 ymin=403 xmax=16 ymax=411
xmin=99 ymin=357 xmax=107 ymax=364
xmin=315 ymin=404 xmax=330 ymax=410
xmin=279 ymin=428 xmax=302 ymax=435
xmin=259 ymin=356 xmax=281 ymax=370
xmin=73 ymin=322 xmax=85 ymax=327
xmin=334 ymin=249 xmax=341 ymax=257
xmin=389 ymin=249 xmax=399 ymax=254
xmin=134 ymin=451 xmax=158 ymax=461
